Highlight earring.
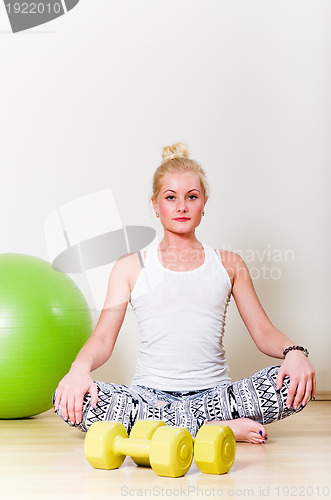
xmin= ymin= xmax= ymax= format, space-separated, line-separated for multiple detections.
xmin=202 ymin=212 xmax=204 ymax=216
xmin=156 ymin=213 xmax=160 ymax=218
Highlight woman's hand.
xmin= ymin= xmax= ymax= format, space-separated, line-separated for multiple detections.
xmin=54 ymin=364 xmax=98 ymax=425
xmin=276 ymin=352 xmax=316 ymax=410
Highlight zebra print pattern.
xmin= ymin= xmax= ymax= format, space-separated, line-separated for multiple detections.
xmin=53 ymin=365 xmax=307 ymax=438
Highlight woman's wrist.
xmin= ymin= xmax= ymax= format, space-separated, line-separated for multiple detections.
xmin=282 ymin=345 xmax=309 ymax=359
xmin=71 ymin=359 xmax=92 ymax=373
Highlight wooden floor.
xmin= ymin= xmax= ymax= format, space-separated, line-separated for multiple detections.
xmin=1 ymin=401 xmax=330 ymax=500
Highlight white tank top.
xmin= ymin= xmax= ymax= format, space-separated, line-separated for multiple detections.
xmin=129 ymin=242 xmax=232 ymax=390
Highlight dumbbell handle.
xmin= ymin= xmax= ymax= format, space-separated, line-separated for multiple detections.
xmin=113 ymin=436 xmax=151 ymax=460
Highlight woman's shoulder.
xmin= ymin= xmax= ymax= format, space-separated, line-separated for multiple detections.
xmin=116 ymin=251 xmax=143 ymax=272
xmin=211 ymin=246 xmax=241 ymax=261
xmin=117 ymin=251 xmax=146 ymax=294
xmin=216 ymin=249 xmax=243 ymax=263
xmin=214 ymin=249 xmax=244 ymax=287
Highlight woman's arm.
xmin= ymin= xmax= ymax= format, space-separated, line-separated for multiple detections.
xmin=71 ymin=255 xmax=132 ymax=372
xmin=225 ymin=251 xmax=316 ymax=409
xmin=54 ymin=253 xmax=132 ymax=424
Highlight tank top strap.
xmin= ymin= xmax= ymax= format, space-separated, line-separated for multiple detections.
xmin=214 ymin=248 xmax=221 ymax=259
xmin=210 ymin=246 xmax=226 ymax=270
xmin=138 ymin=250 xmax=146 ymax=268
xmin=138 ymin=247 xmax=152 ymax=268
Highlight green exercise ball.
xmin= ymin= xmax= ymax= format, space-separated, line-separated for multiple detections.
xmin=0 ymin=253 xmax=93 ymax=419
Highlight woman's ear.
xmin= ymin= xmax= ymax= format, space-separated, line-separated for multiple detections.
xmin=151 ymin=197 xmax=158 ymax=213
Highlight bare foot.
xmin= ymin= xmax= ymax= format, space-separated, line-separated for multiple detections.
xmin=205 ymin=417 xmax=268 ymax=444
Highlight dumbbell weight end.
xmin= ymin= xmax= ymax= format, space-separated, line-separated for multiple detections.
xmin=84 ymin=421 xmax=128 ymax=470
xmin=194 ymin=424 xmax=236 ymax=475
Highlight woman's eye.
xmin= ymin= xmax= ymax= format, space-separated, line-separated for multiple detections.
xmin=165 ymin=195 xmax=198 ymax=201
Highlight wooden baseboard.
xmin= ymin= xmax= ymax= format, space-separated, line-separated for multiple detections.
xmin=315 ymin=391 xmax=331 ymax=401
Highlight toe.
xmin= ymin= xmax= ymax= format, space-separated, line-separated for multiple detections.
xmin=251 ymin=434 xmax=263 ymax=444
xmin=258 ymin=426 xmax=268 ymax=439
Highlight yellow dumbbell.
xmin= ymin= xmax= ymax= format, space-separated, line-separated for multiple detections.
xmin=126 ymin=419 xmax=166 ymax=467
xmin=84 ymin=420 xmax=193 ymax=478
xmin=194 ymin=424 xmax=236 ymax=475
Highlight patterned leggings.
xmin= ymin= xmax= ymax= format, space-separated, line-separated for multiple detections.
xmin=52 ymin=365 xmax=308 ymax=438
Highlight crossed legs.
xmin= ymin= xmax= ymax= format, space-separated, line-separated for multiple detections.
xmin=204 ymin=365 xmax=309 ymax=443
xmin=52 ymin=366 xmax=310 ymax=443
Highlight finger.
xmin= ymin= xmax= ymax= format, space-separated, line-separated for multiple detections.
xmin=54 ymin=388 xmax=61 ymax=412
xmin=301 ymin=378 xmax=313 ymax=407
xmin=276 ymin=368 xmax=285 ymax=390
xmin=61 ymin=394 xmax=68 ymax=421
xmin=286 ymin=379 xmax=298 ymax=409
xmin=74 ymin=397 xmax=83 ymax=424
xmin=89 ymin=383 xmax=99 ymax=409
xmin=292 ymin=382 xmax=306 ymax=409
xmin=67 ymin=396 xmax=76 ymax=424
xmin=312 ymin=371 xmax=317 ymax=399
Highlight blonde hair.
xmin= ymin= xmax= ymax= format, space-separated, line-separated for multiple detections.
xmin=151 ymin=143 xmax=209 ymax=201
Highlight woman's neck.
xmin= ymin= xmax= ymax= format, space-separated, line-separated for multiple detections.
xmin=158 ymin=233 xmax=202 ymax=252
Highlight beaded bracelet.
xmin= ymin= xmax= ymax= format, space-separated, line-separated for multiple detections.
xmin=282 ymin=345 xmax=309 ymax=358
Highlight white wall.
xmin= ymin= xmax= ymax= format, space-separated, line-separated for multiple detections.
xmin=1 ymin=1 xmax=330 ymax=392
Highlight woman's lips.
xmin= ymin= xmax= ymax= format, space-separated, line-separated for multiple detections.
xmin=173 ymin=218 xmax=190 ymax=221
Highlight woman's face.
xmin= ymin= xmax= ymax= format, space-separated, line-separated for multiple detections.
xmin=153 ymin=172 xmax=207 ymax=234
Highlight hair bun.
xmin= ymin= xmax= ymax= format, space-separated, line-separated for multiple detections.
xmin=162 ymin=143 xmax=189 ymax=163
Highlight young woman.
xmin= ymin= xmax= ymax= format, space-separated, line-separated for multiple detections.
xmin=53 ymin=143 xmax=316 ymax=444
